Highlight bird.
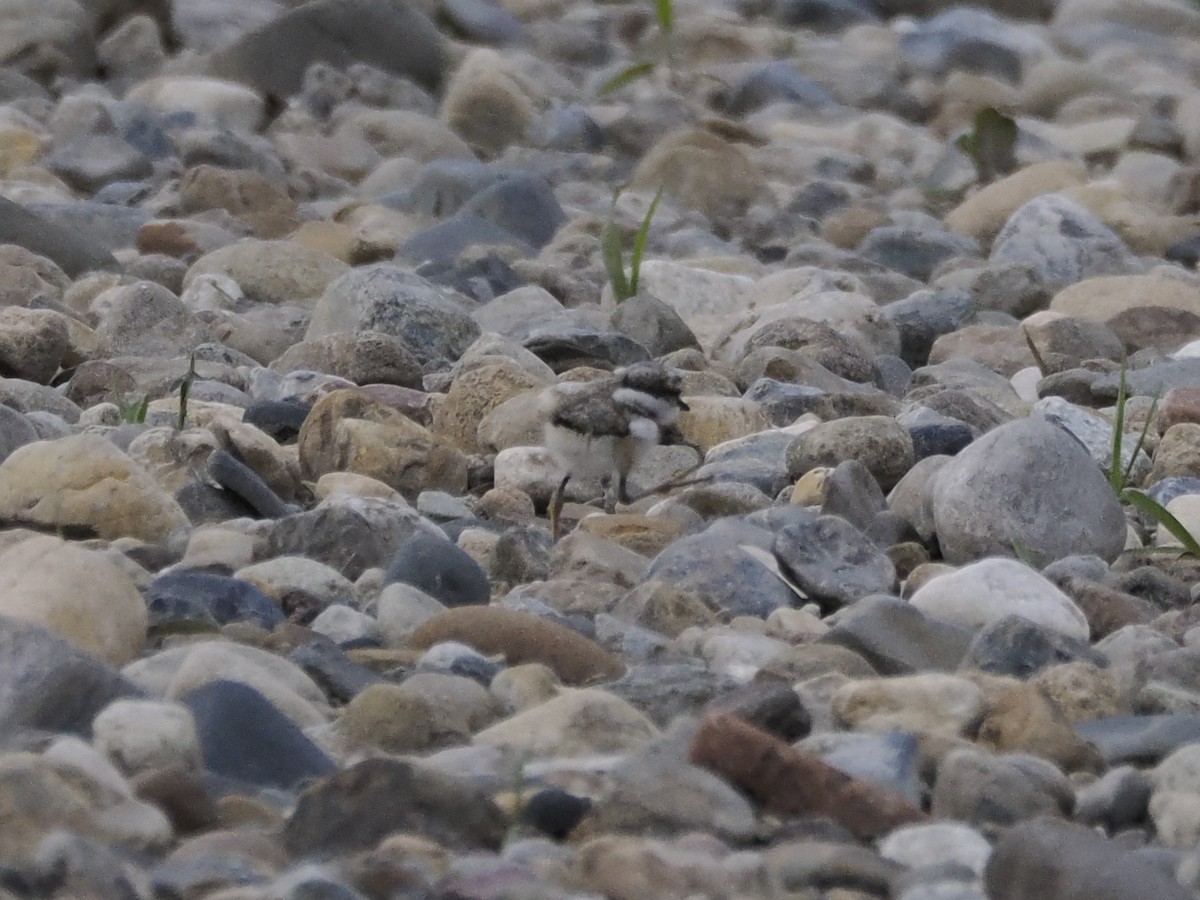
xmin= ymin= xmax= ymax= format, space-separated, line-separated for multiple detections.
xmin=543 ymin=360 xmax=690 ymax=539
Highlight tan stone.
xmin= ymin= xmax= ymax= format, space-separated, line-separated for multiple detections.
xmin=969 ymin=675 xmax=1104 ymax=772
xmin=1062 ymin=182 xmax=1199 ymax=255
xmin=474 ymin=688 xmax=657 ymax=757
xmin=0 ymin=305 xmax=70 ymax=383
xmin=298 ymin=389 xmax=468 ymax=499
xmin=1050 ymin=274 xmax=1200 ymax=323
xmin=432 ymin=363 xmax=546 ymax=454
xmin=676 ymin=396 xmax=769 ymax=454
xmin=1149 ymin=424 xmax=1200 ymax=484
xmin=178 ymin=165 xmax=297 ymax=238
xmin=944 ymin=160 xmax=1088 ymax=245
xmin=832 ymin=674 xmax=985 ymax=737
xmin=578 ymin=514 xmax=687 ymax=558
xmin=631 ymin=128 xmax=763 ymax=224
xmin=0 ymin=433 xmax=189 ymax=542
xmin=0 ymin=535 xmax=147 ymax=664
xmin=1030 ymin=661 xmax=1131 ymax=723
xmin=440 ymin=48 xmax=538 ymax=157
xmin=313 ymin=471 xmax=402 ymax=501
xmin=340 ymin=683 xmax=438 ymax=754
xmin=182 ymin=240 xmax=347 ymax=310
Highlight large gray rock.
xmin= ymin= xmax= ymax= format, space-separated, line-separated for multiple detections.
xmin=305 ymin=265 xmax=480 ymax=371
xmin=0 ymin=197 xmax=117 ymax=276
xmin=990 ymin=194 xmax=1141 ymax=290
xmin=772 ymin=514 xmax=897 ymax=611
xmin=0 ymin=615 xmax=142 ymax=736
xmin=931 ymin=417 xmax=1126 ymax=566
xmin=985 ymin=818 xmax=1194 ymax=900
xmin=208 ymin=0 xmax=445 ymax=102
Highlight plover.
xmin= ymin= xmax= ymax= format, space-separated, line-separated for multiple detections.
xmin=543 ymin=360 xmax=690 ymax=538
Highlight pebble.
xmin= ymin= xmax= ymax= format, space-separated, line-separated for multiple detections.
xmin=2 ymin=0 xmax=1200 ymax=890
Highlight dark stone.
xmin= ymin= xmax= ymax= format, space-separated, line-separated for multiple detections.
xmin=25 ymin=202 xmax=148 ymax=255
xmin=606 ymin=662 xmax=740 ymax=728
xmin=528 ymin=104 xmax=604 ymax=153
xmin=520 ymin=788 xmax=591 ymax=840
xmin=209 ymin=0 xmax=445 ymax=103
xmin=821 ymin=595 xmax=972 ymax=675
xmin=0 ymin=196 xmax=117 ymax=276
xmin=283 ymin=757 xmax=506 ymax=857
xmin=0 ymin=405 xmax=38 ymax=464
xmin=697 ymin=430 xmax=793 ymax=497
xmin=1073 ymin=766 xmax=1151 ymax=832
xmin=858 ymin=227 xmax=979 ymax=282
xmin=0 ymin=616 xmax=142 ymax=737
xmin=243 ymin=398 xmax=311 ymax=443
xmin=174 ymin=479 xmax=258 ymax=526
xmin=1165 ymin=233 xmax=1200 ymax=269
xmin=772 ymin=515 xmax=898 ymax=611
xmin=460 ymin=173 xmax=565 ymax=250
xmin=288 ymin=638 xmax=385 ymax=703
xmin=181 ymin=680 xmax=337 ymax=791
xmin=642 ymin=519 xmax=800 ymax=618
xmin=610 ymin=293 xmax=702 ymax=357
xmin=744 ymin=377 xmax=827 ymax=426
xmin=440 ymin=0 xmax=526 ymax=44
xmin=770 ymin=0 xmax=882 ymax=30
xmin=415 ymin=252 xmax=524 ymax=305
xmin=960 ymin=614 xmax=1097 ymax=678
xmin=522 ymin=326 xmax=650 ymax=372
xmin=398 ymin=212 xmax=534 ymax=265
xmin=1076 ymin=714 xmax=1200 ymax=766
xmin=723 ymin=61 xmax=835 ymax=116
xmin=907 ymin=418 xmax=974 ymax=460
xmin=707 ymin=682 xmax=812 ymax=741
xmin=882 ymin=288 xmax=976 ymax=368
xmin=984 ymin=819 xmax=1194 ymax=900
xmin=386 ymin=531 xmax=492 ymax=607
xmin=872 ymin=354 xmax=913 ymax=397
xmin=391 ymin=158 xmax=502 ymax=216
xmin=820 ymin=459 xmax=886 ymax=534
xmin=206 ymin=449 xmax=293 ymax=519
xmin=147 ymin=571 xmax=284 ymax=632
xmin=268 ymin=505 xmax=421 ymax=580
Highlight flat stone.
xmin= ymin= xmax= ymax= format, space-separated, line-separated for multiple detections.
xmin=822 ymin=595 xmax=973 ymax=674
xmin=181 ymin=680 xmax=336 ymax=792
xmin=772 ymin=514 xmax=898 ymax=610
xmin=283 ymin=758 xmax=505 ymax=857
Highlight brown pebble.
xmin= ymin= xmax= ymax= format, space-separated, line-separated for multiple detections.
xmin=409 ymin=606 xmax=624 ymax=684
xmin=688 ymin=712 xmax=926 ymax=840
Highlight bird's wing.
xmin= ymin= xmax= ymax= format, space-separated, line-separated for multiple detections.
xmin=551 ymin=393 xmax=630 ymax=437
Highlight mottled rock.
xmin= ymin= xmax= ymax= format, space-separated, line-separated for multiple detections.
xmin=931 ymin=417 xmax=1126 ymax=566
xmin=284 ymin=758 xmax=505 ymax=857
xmin=0 ymin=433 xmax=189 ymax=542
xmin=786 ymin=415 xmax=914 ymax=491
xmin=932 ymin=748 xmax=1074 ymax=834
xmin=772 ymin=514 xmax=897 ymax=610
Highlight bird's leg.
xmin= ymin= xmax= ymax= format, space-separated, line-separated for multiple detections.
xmin=550 ymin=473 xmax=570 ymax=541
xmin=616 ymin=471 xmax=632 ymax=505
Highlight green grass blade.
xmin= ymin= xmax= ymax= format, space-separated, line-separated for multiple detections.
xmin=1110 ymin=361 xmax=1128 ymax=492
xmin=1121 ymin=389 xmax=1160 ymax=487
xmin=1121 ymin=488 xmax=1200 ymax=557
xmin=628 ymin=185 xmax=664 ymax=297
xmin=601 ymin=220 xmax=631 ymax=303
xmin=654 ymin=0 xmax=673 ymax=32
xmin=178 ymin=352 xmax=196 ymax=431
xmin=599 ymin=61 xmax=656 ymax=95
